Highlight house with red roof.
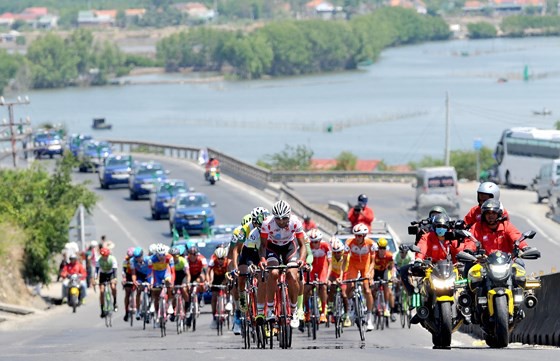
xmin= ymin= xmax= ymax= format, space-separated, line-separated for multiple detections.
xmin=310 ymin=159 xmax=381 ymax=171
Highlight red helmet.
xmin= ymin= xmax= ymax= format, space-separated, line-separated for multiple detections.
xmin=127 ymin=247 xmax=135 ymax=257
xmin=100 ymin=247 xmax=110 ymax=257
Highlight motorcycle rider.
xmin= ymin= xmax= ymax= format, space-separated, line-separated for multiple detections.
xmin=204 ymin=157 xmax=220 ymax=180
xmin=464 ymin=182 xmax=509 ymax=228
xmin=413 ymin=205 xmax=448 ymax=245
xmin=60 ymin=254 xmax=87 ymax=304
xmin=302 ymin=214 xmax=317 ymax=232
xmin=347 ymin=194 xmax=375 ymax=231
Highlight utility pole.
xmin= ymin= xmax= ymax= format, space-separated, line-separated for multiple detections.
xmin=0 ymin=96 xmax=31 ymax=168
xmin=444 ymin=92 xmax=450 ymax=166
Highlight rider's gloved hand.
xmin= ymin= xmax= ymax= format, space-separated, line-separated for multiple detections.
xmin=258 ymin=257 xmax=267 ymax=270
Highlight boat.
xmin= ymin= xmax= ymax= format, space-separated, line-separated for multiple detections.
xmin=92 ymin=118 xmax=112 ymax=130
xmin=532 ymin=108 xmax=552 ymax=116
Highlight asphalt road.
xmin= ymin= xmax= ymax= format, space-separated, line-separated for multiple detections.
xmin=0 ymin=155 xmax=558 ymax=360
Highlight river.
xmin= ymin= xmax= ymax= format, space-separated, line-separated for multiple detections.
xmin=6 ymin=36 xmax=560 ymax=165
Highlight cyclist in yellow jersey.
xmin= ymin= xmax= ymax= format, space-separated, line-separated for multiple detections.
xmin=327 ymin=237 xmax=350 ymax=326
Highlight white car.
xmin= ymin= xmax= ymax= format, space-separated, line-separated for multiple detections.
xmin=334 ymin=220 xmax=401 ymax=254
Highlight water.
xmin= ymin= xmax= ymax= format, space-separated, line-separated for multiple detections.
xmin=6 ymin=36 xmax=560 ymax=165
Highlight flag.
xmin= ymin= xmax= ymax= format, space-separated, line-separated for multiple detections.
xmin=172 ymin=226 xmax=180 ymax=246
xmin=202 ymin=217 xmax=211 ymax=237
xmin=182 ymin=228 xmax=190 ymax=240
xmin=198 ymin=148 xmax=209 ymax=166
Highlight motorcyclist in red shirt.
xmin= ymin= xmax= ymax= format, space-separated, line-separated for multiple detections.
xmin=464 ymin=182 xmax=509 ymax=228
xmin=302 ymin=214 xmax=317 ymax=232
xmin=205 ymin=157 xmax=220 ymax=181
xmin=60 ymin=254 xmax=88 ymax=304
xmin=347 ymin=194 xmax=375 ymax=231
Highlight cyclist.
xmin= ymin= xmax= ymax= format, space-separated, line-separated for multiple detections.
xmin=130 ymin=247 xmax=152 ymax=321
xmin=394 ymin=244 xmax=414 ymax=299
xmin=169 ymin=245 xmax=190 ymax=323
xmin=122 ymin=247 xmax=135 ymax=322
xmin=257 ymin=200 xmax=307 ymax=329
xmin=208 ymin=246 xmax=231 ymax=329
xmin=97 ymin=247 xmax=118 ymax=318
xmin=185 ymin=245 xmax=208 ymax=312
xmin=327 ymin=237 xmax=349 ymax=326
xmin=60 ymin=254 xmax=87 ymax=305
xmin=149 ymin=243 xmax=174 ymax=325
xmin=304 ymin=229 xmax=331 ymax=324
xmin=464 ymin=182 xmax=508 ymax=228
xmin=342 ymin=223 xmax=376 ymax=331
xmin=372 ymin=238 xmax=396 ymax=322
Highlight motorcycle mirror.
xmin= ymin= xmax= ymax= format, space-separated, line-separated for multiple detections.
xmin=409 ymin=245 xmax=421 ymax=253
xmin=522 ymin=230 xmax=536 ymax=239
xmin=456 ymin=251 xmax=477 ymax=263
xmin=455 ymin=229 xmax=472 ymax=238
xmin=520 ymin=247 xmax=541 ymax=260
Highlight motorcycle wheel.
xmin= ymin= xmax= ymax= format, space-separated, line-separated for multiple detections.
xmin=493 ymin=296 xmax=510 ymax=348
xmin=436 ymin=302 xmax=453 ymax=348
xmin=71 ymin=295 xmax=78 ymax=313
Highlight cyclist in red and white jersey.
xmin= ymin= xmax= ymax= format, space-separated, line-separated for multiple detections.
xmin=257 ymin=200 xmax=307 ymax=329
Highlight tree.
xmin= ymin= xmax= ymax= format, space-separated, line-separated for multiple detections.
xmin=0 ymin=49 xmax=21 ymax=95
xmin=408 ymin=147 xmax=495 ymax=180
xmin=467 ymin=22 xmax=497 ymax=39
xmin=333 ymin=151 xmax=357 ymax=170
xmin=257 ymin=144 xmax=314 ymax=171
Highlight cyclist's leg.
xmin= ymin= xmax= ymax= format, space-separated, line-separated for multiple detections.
xmin=303 ymin=283 xmax=312 ymax=320
xmin=110 ymin=273 xmax=118 ymax=309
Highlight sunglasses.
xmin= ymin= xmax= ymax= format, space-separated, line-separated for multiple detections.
xmin=378 ymin=247 xmax=386 ymax=250
xmin=275 ymin=216 xmax=289 ymax=221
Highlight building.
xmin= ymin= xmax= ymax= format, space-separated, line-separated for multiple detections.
xmin=174 ymin=2 xmax=215 ymax=21
xmin=0 ymin=7 xmax=58 ymax=29
xmin=310 ymin=159 xmax=381 ymax=171
xmin=77 ymin=10 xmax=117 ymax=27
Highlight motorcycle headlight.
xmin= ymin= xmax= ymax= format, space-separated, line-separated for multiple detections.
xmin=489 ymin=264 xmax=510 ymax=279
xmin=432 ymin=276 xmax=455 ymax=290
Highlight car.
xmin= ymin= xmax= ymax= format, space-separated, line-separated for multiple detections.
xmin=98 ymin=154 xmax=133 ymax=189
xmin=77 ymin=140 xmax=113 ymax=172
xmin=33 ymin=130 xmax=64 ymax=159
xmin=335 ymin=220 xmax=401 ymax=254
xmin=66 ymin=134 xmax=92 ymax=157
xmin=209 ymin=224 xmax=237 ymax=243
xmin=128 ymin=162 xmax=169 ymax=200
xmin=169 ymin=192 xmax=216 ymax=236
xmin=149 ymin=179 xmax=193 ymax=220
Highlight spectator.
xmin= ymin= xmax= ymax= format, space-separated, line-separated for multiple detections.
xmin=302 ymin=214 xmax=317 ymax=232
xmin=347 ymin=194 xmax=375 ymax=231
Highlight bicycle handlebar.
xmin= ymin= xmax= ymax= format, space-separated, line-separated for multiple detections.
xmin=341 ymin=277 xmax=368 ymax=284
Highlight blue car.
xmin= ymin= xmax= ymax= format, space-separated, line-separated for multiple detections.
xmin=67 ymin=134 xmax=92 ymax=157
xmin=169 ymin=192 xmax=216 ymax=236
xmin=149 ymin=179 xmax=192 ymax=220
xmin=128 ymin=162 xmax=169 ymax=200
xmin=77 ymin=140 xmax=112 ymax=172
xmin=98 ymin=154 xmax=133 ymax=189
xmin=33 ymin=131 xmax=63 ymax=159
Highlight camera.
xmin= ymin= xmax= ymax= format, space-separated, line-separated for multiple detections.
xmin=408 ymin=218 xmax=431 ymax=235
xmin=353 ymin=204 xmax=362 ymax=212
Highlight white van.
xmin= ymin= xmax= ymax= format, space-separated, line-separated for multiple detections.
xmin=534 ymin=159 xmax=560 ymax=203
xmin=414 ymin=166 xmax=460 ymax=218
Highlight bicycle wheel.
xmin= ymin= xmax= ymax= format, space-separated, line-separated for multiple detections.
xmin=217 ymin=294 xmax=224 ymax=336
xmin=354 ymin=296 xmax=365 ymax=341
xmin=159 ymin=297 xmax=166 ymax=337
xmin=399 ymin=290 xmax=407 ymax=328
xmin=192 ymin=299 xmax=198 ymax=332
xmin=176 ymin=297 xmax=182 ymax=335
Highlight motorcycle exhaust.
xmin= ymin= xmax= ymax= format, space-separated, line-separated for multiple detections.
xmin=417 ymin=306 xmax=430 ymax=320
xmin=458 ymin=293 xmax=472 ymax=308
xmin=524 ymin=295 xmax=538 ymax=309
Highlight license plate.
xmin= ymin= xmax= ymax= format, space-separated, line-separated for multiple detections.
xmin=112 ymin=174 xmax=128 ymax=179
xmin=141 ymin=184 xmax=153 ymax=190
xmin=189 ymin=220 xmax=202 ymax=225
xmin=70 ymin=287 xmax=79 ymax=295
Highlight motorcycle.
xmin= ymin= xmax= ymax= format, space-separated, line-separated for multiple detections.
xmin=67 ymin=274 xmax=82 ymax=313
xmin=207 ymin=167 xmax=220 ymax=185
xmin=411 ymin=242 xmax=469 ymax=349
xmin=456 ymin=230 xmax=541 ymax=348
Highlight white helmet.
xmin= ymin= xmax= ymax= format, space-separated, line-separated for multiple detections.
xmin=271 ymin=200 xmax=291 ymax=218
xmin=330 ymin=236 xmax=344 ymax=252
xmin=477 ymin=182 xmax=500 ymax=200
xmin=90 ymin=240 xmax=98 ymax=247
xmin=155 ymin=243 xmax=168 ymax=256
xmin=214 ymin=247 xmax=227 ymax=259
xmin=352 ymin=223 xmax=368 ymax=236
xmin=148 ymin=243 xmax=158 ymax=255
xmin=251 ymin=207 xmax=270 ymax=227
xmin=308 ymin=229 xmax=323 ymax=242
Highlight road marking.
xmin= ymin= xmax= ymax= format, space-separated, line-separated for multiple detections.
xmin=522 ymin=216 xmax=560 ymax=246
xmin=98 ymin=203 xmax=141 ymax=246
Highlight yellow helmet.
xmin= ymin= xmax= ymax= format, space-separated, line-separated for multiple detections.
xmin=377 ymin=238 xmax=388 ymax=248
xmin=241 ymin=214 xmax=252 ymax=226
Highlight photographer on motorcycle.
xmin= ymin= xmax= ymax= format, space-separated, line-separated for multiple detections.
xmin=60 ymin=254 xmax=87 ymax=304
xmin=410 ymin=206 xmax=448 ymax=245
xmin=347 ymin=194 xmax=375 ymax=231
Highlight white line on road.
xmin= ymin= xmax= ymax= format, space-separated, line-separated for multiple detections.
xmin=523 ymin=216 xmax=560 ymax=246
xmin=98 ymin=203 xmax=141 ymax=246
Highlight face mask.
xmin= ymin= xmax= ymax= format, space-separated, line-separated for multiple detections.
xmin=435 ymin=227 xmax=447 ymax=237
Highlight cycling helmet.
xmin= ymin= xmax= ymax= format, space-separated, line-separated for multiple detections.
xmin=241 ymin=214 xmax=252 ymax=226
xmin=100 ymin=247 xmax=110 ymax=257
xmin=431 ymin=214 xmax=450 ymax=228
xmin=133 ymin=247 xmax=143 ymax=258
xmin=428 ymin=206 xmax=447 ymax=218
xmin=352 ymin=223 xmax=369 ymax=236
xmin=169 ymin=246 xmax=181 ymax=256
xmin=358 ymin=194 xmax=368 ymax=203
xmin=69 ymin=254 xmax=78 ymax=261
xmin=477 ymin=182 xmax=500 ymax=200
xmin=271 ymin=200 xmax=291 ymax=218
xmin=90 ymin=240 xmax=98 ymax=247
xmin=481 ymin=199 xmax=503 ymax=217
xmin=155 ymin=243 xmax=168 ymax=256
xmin=377 ymin=238 xmax=388 ymax=248
xmin=251 ymin=207 xmax=270 ymax=227
xmin=148 ymin=243 xmax=157 ymax=255
xmin=127 ymin=247 xmax=135 ymax=258
xmin=308 ymin=229 xmax=323 ymax=242
xmin=330 ymin=237 xmax=344 ymax=252
xmin=188 ymin=245 xmax=199 ymax=255
xmin=177 ymin=245 xmax=186 ymax=256
xmin=399 ymin=244 xmax=408 ymax=253
xmin=214 ymin=247 xmax=227 ymax=259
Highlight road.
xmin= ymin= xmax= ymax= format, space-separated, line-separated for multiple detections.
xmin=0 ymin=155 xmax=558 ymax=360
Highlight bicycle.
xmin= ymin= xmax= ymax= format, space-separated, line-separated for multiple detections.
xmin=266 ymin=264 xmax=299 ymax=349
xmin=214 ymin=284 xmax=230 ymax=336
xmin=153 ymin=284 xmax=168 ymax=337
xmin=186 ymin=282 xmax=200 ymax=332
xmin=372 ymin=279 xmax=390 ymax=330
xmin=396 ymin=280 xmax=412 ymax=329
xmin=341 ymin=277 xmax=368 ymax=342
xmin=101 ymin=280 xmax=115 ymax=328
xmin=304 ymin=271 xmax=324 ymax=340
xmin=124 ymin=281 xmax=136 ymax=327
xmin=173 ymin=285 xmax=186 ymax=334
xmin=331 ymin=282 xmax=345 ymax=339
xmin=240 ymin=266 xmax=259 ymax=349
xmin=138 ymin=282 xmax=152 ymax=330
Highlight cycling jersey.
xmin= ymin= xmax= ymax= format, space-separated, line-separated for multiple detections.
xmin=244 ymin=227 xmax=260 ymax=249
xmin=130 ymin=256 xmax=151 ymax=276
xmin=330 ymin=254 xmax=346 ymax=277
xmin=187 ymin=254 xmax=207 ymax=275
xmin=260 ymin=215 xmax=304 ymax=247
xmin=208 ymin=255 xmax=230 ymax=277
xmin=123 ymin=255 xmax=133 ymax=275
xmin=394 ymin=251 xmax=413 ymax=269
xmin=98 ymin=255 xmax=118 ymax=274
xmin=309 ymin=241 xmax=331 ymax=282
xmin=173 ymin=256 xmax=189 ymax=285
xmin=344 ymin=237 xmax=376 ymax=265
xmin=374 ymin=251 xmax=394 ymax=272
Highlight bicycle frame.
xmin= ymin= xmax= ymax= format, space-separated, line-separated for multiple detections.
xmin=214 ymin=284 xmax=229 ymax=336
xmin=266 ymin=264 xmax=299 ymax=349
xmin=124 ymin=281 xmax=136 ymax=327
xmin=173 ymin=285 xmax=186 ymax=334
xmin=102 ymin=281 xmax=114 ymax=328
xmin=342 ymin=277 xmax=368 ymax=342
xmin=139 ymin=282 xmax=151 ymax=330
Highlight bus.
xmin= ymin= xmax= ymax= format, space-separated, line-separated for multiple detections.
xmin=495 ymin=127 xmax=560 ymax=187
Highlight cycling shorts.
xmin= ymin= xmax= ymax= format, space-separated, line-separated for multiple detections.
xmin=99 ymin=271 xmax=116 ymax=284
xmin=174 ymin=270 xmax=187 ymax=286
xmin=344 ymin=264 xmax=370 ymax=287
xmin=373 ymin=269 xmax=389 ymax=281
xmin=266 ymin=241 xmax=298 ymax=265
xmin=308 ymin=264 xmax=328 ymax=283
xmin=153 ymin=269 xmax=171 ymax=287
xmin=211 ymin=274 xmax=226 ymax=292
xmin=239 ymin=247 xmax=260 ymax=267
xmin=136 ymin=271 xmax=151 ymax=284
